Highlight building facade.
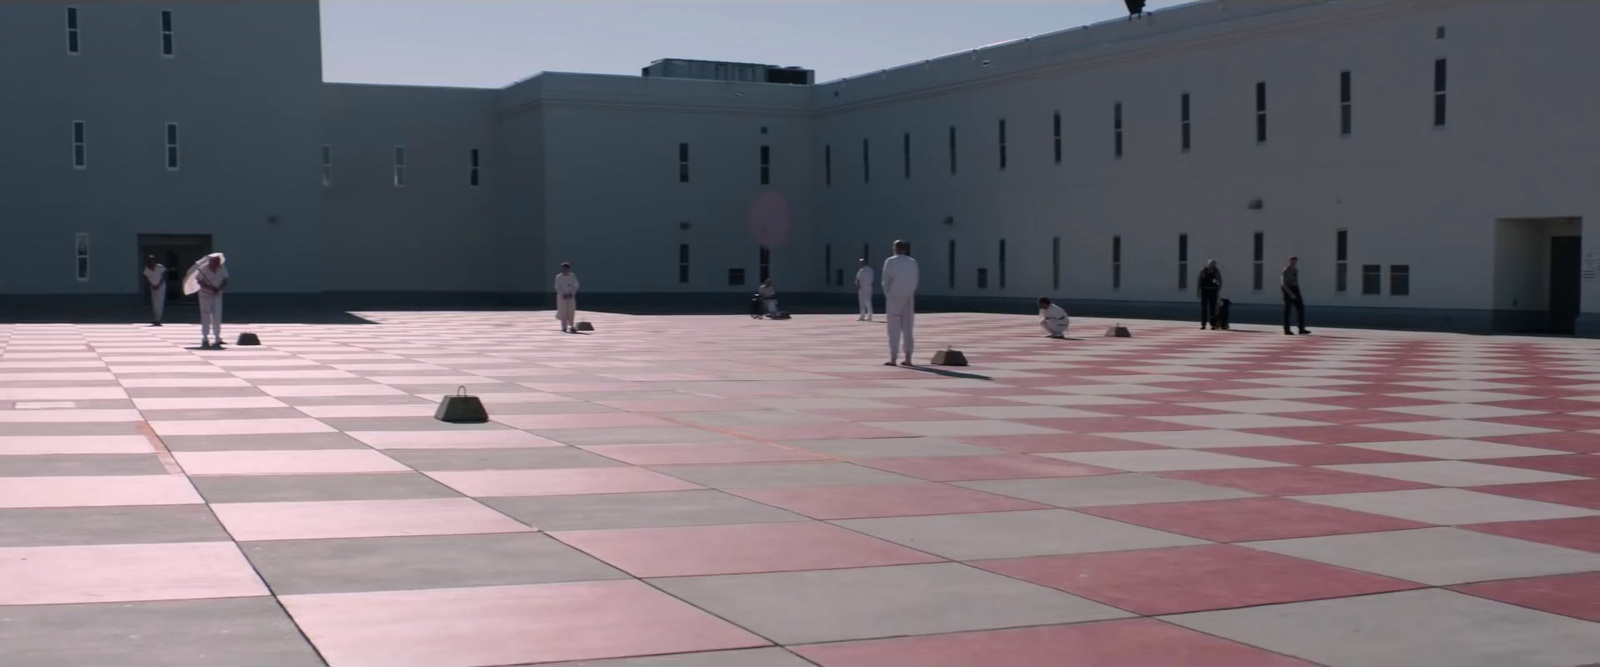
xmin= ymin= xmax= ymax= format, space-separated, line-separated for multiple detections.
xmin=2 ymin=0 xmax=1597 ymax=334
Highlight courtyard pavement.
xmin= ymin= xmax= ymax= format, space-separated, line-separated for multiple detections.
xmin=3 ymin=310 xmax=1600 ymax=666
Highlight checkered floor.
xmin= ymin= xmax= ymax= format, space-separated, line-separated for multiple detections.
xmin=4 ymin=310 xmax=1600 ymax=667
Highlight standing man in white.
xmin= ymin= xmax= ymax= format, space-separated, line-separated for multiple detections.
xmin=554 ymin=262 xmax=580 ymax=333
xmin=854 ymin=258 xmax=875 ymax=321
xmin=143 ymin=255 xmax=167 ymax=327
xmin=183 ymin=253 xmax=228 ymax=349
xmin=881 ymin=240 xmax=919 ymax=366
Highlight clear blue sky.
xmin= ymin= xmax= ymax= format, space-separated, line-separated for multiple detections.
xmin=320 ymin=1 xmax=1192 ymax=88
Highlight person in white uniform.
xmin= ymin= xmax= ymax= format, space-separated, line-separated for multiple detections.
xmin=554 ymin=262 xmax=580 ymax=333
xmin=183 ymin=253 xmax=228 ymax=348
xmin=854 ymin=258 xmax=875 ymax=321
xmin=143 ymin=256 xmax=167 ymax=326
xmin=881 ymin=240 xmax=919 ymax=366
xmin=1038 ymin=297 xmax=1070 ymax=339
xmin=757 ymin=279 xmax=778 ymax=316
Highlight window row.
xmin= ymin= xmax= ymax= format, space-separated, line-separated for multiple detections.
xmin=326 ymin=146 xmax=483 ymax=188
xmin=818 ymin=61 xmax=1449 ymax=185
xmin=68 ymin=122 xmax=181 ymax=170
xmin=677 ymin=142 xmax=775 ymax=186
xmin=65 ymin=7 xmax=176 ymax=57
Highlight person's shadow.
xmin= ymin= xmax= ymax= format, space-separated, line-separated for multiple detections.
xmin=905 ymin=366 xmax=993 ymax=381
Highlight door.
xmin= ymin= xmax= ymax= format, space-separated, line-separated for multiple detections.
xmin=138 ymin=234 xmax=212 ymax=305
xmin=1548 ymin=236 xmax=1581 ymax=334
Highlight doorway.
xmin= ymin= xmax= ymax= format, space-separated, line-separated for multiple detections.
xmin=137 ymin=234 xmax=212 ymax=305
xmin=1492 ymin=218 xmax=1582 ymax=334
xmin=1550 ymin=236 xmax=1580 ymax=334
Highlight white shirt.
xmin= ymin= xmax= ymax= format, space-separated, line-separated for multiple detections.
xmin=554 ymin=273 xmax=579 ymax=296
xmin=855 ymin=266 xmax=875 ymax=291
xmin=1041 ymin=303 xmax=1068 ymax=322
xmin=882 ymin=254 xmax=919 ymax=298
xmin=143 ymin=266 xmax=166 ymax=288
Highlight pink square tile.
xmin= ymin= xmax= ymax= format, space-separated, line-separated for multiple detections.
xmin=427 ymin=467 xmax=700 ymax=497
xmin=979 ymin=544 xmax=1421 ymax=615
xmin=1485 ymin=432 xmax=1600 ymax=454
xmin=1472 ymin=480 xmax=1600 ymax=509
xmin=583 ymin=443 xmax=823 ymax=465
xmin=1024 ymin=417 xmax=1193 ymax=433
xmin=1207 ymin=444 xmax=1432 ymax=466
xmin=1087 ymin=403 xmax=1227 ymax=417
xmin=814 ymin=408 xmax=975 ymax=422
xmin=281 ymin=580 xmax=767 ymax=667
xmin=857 ymin=455 xmax=1117 ymax=482
xmin=958 ymin=434 xmax=1162 ymax=454
xmin=730 ymin=483 xmax=1047 ymax=519
xmin=210 ymin=498 xmax=534 ymax=541
xmin=1158 ymin=467 xmax=1431 ymax=496
xmin=0 ymin=435 xmax=154 ymax=455
xmin=550 ymin=521 xmax=941 ymax=577
xmin=596 ymin=399 xmax=755 ymax=413
xmin=718 ymin=422 xmax=910 ymax=440
xmin=0 ymin=542 xmax=267 ymax=605
xmin=884 ymin=395 xmax=1033 ymax=408
xmin=1466 ymin=516 xmax=1600 ymax=552
xmin=1082 ymin=497 xmax=1428 ymax=542
xmin=1489 ymin=455 xmax=1600 ymax=478
xmin=494 ymin=413 xmax=673 ymax=429
xmin=148 ymin=418 xmax=336 ymax=436
xmin=1453 ymin=572 xmax=1600 ymax=621
xmin=1490 ymin=413 xmax=1600 ymax=431
xmin=173 ymin=450 xmax=410 ymax=475
xmin=0 ymin=475 xmax=201 ymax=508
xmin=793 ymin=618 xmax=1314 ymax=667
xmin=1244 ymin=425 xmax=1437 ymax=445
xmin=348 ymin=430 xmax=566 ymax=450
xmin=1286 ymin=408 xmax=1435 ymax=425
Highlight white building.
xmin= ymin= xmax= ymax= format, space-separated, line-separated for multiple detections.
xmin=3 ymin=0 xmax=1597 ymax=335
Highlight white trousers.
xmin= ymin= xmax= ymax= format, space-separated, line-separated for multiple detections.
xmin=765 ymin=298 xmax=779 ymax=315
xmin=556 ymin=295 xmax=577 ymax=326
xmin=150 ymin=287 xmax=165 ymax=322
xmin=858 ymin=289 xmax=873 ymax=319
xmin=198 ymin=293 xmax=222 ymax=342
xmin=1041 ymin=318 xmax=1067 ymax=336
xmin=886 ymin=296 xmax=915 ymax=361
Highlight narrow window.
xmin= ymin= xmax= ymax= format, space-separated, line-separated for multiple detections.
xmin=1340 ymin=71 xmax=1353 ymax=136
xmin=321 ymin=144 xmax=332 ymax=187
xmin=948 ymin=126 xmax=958 ymax=174
xmin=903 ymin=132 xmax=911 ymax=179
xmin=1113 ymin=103 xmax=1124 ymax=159
xmin=392 ymin=145 xmax=406 ymax=187
xmin=998 ymin=118 xmax=1007 ymax=170
xmin=1335 ymin=229 xmax=1349 ymax=292
xmin=759 ymin=246 xmax=771 ymax=283
xmin=1053 ymin=111 xmax=1063 ymax=164
xmin=72 ymin=121 xmax=87 ymax=170
xmin=75 ymin=233 xmax=90 ymax=282
xmin=977 ymin=268 xmax=988 ymax=289
xmin=1362 ymin=264 xmax=1382 ymax=295
xmin=1252 ymin=232 xmax=1265 ymax=290
xmin=1255 ymin=82 xmax=1267 ymax=144
xmin=998 ymin=239 xmax=1007 ymax=289
xmin=1436 ymin=26 xmax=1446 ymax=39
xmin=1433 ymin=58 xmax=1448 ymax=127
xmin=1112 ymin=235 xmax=1122 ymax=290
xmin=836 ymin=269 xmax=844 ymax=287
xmin=1051 ymin=236 xmax=1060 ymax=291
xmin=824 ymin=244 xmax=832 ymax=284
xmin=678 ymin=142 xmax=690 ymax=183
xmin=469 ymin=148 xmax=480 ymax=187
xmin=1178 ymin=233 xmax=1189 ymax=290
xmin=678 ymin=244 xmax=690 ymax=284
xmin=165 ymin=123 xmax=180 ymax=171
xmin=1390 ymin=265 xmax=1410 ymax=296
xmin=862 ymin=138 xmax=871 ymax=184
xmin=1180 ymin=93 xmax=1192 ymax=153
xmin=66 ymin=7 xmax=80 ymax=55
xmin=759 ymin=145 xmax=770 ymax=185
xmin=824 ymin=144 xmax=832 ymax=187
xmin=160 ymin=10 xmax=174 ymax=57
xmin=947 ymin=240 xmax=957 ymax=289
xmin=728 ymin=268 xmax=745 ymax=286
xmin=863 ymin=243 xmax=870 ymax=267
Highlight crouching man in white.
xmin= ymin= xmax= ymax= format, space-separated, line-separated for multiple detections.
xmin=183 ymin=253 xmax=229 ymax=349
xmin=882 ymin=240 xmax=919 ymax=366
xmin=758 ymin=279 xmax=778 ymax=317
xmin=854 ymin=258 xmax=875 ymax=321
xmin=1038 ymin=296 xmax=1069 ymax=339
xmin=554 ymin=262 xmax=580 ymax=333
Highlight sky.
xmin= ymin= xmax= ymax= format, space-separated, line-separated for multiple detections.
xmin=320 ymin=0 xmax=1193 ymax=89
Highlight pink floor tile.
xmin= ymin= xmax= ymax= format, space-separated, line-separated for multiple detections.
xmin=550 ymin=521 xmax=941 ymax=577
xmin=148 ymin=418 xmax=336 ymax=436
xmin=1488 ymin=455 xmax=1600 ymax=478
xmin=1490 ymin=413 xmax=1600 ymax=431
xmin=281 ymin=580 xmax=768 ymax=667
xmin=0 ymin=542 xmax=267 ymax=605
xmin=731 ymin=482 xmax=1047 ymax=519
xmin=856 ymin=455 xmax=1117 ymax=481
xmin=1483 ymin=431 xmax=1600 ymax=454
xmin=494 ymin=413 xmax=674 ymax=430
xmin=717 ymin=422 xmax=909 ymax=440
xmin=1158 ymin=466 xmax=1432 ymax=496
xmin=427 ymin=467 xmax=700 ymax=497
xmin=1023 ymin=416 xmax=1195 ymax=433
xmin=594 ymin=399 xmax=754 ymax=413
xmin=347 ymin=430 xmax=567 ymax=449
xmin=173 ymin=449 xmax=411 ymax=475
xmin=0 ymin=435 xmax=155 ymax=455
xmin=1452 ymin=572 xmax=1600 ymax=622
xmin=813 ymin=408 xmax=975 ymax=422
xmin=1244 ymin=425 xmax=1438 ymax=445
xmin=210 ymin=498 xmax=534 ymax=541
xmin=1207 ymin=444 xmax=1433 ymax=466
xmin=583 ymin=443 xmax=824 ymax=465
xmin=792 ymin=618 xmax=1314 ymax=667
xmin=1472 ymin=480 xmax=1600 ymax=509
xmin=1081 ymin=403 xmax=1226 ymax=417
xmin=0 ymin=475 xmax=201 ymax=508
xmin=958 ymin=434 xmax=1162 ymax=454
xmin=1465 ymin=516 xmax=1600 ymax=552
xmin=882 ymin=395 xmax=1035 ymax=409
xmin=1284 ymin=408 xmax=1436 ymax=425
xmin=979 ymin=544 xmax=1421 ymax=615
xmin=1082 ymin=497 xmax=1428 ymax=542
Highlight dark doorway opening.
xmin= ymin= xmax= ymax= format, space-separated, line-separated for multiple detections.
xmin=138 ymin=234 xmax=212 ymax=305
xmin=1549 ymin=236 xmax=1580 ymax=334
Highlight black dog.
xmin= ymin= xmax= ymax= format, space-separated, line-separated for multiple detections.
xmin=1216 ymin=298 xmax=1232 ymax=331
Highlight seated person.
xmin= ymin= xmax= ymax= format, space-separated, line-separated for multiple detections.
xmin=1038 ymin=297 xmax=1069 ymax=339
xmin=757 ymin=279 xmax=778 ymax=316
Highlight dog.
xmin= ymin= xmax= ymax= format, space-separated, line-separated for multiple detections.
xmin=1215 ymin=298 xmax=1232 ymax=331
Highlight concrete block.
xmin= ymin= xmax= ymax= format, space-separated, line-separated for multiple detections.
xmin=435 ymin=387 xmax=489 ymax=424
xmin=1105 ymin=324 xmax=1132 ymax=338
xmin=575 ymin=321 xmax=594 ymax=332
xmin=932 ymin=349 xmax=969 ymax=366
xmin=235 ymin=333 xmax=261 ymax=346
